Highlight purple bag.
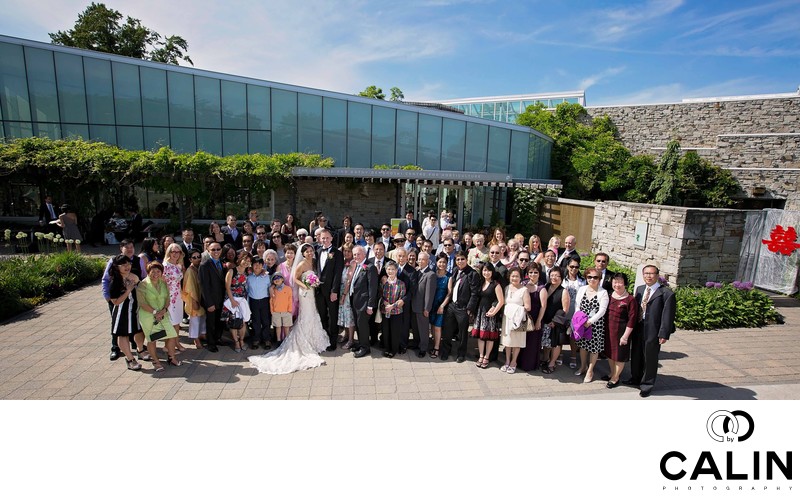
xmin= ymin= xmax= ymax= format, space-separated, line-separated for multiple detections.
xmin=571 ymin=310 xmax=592 ymax=341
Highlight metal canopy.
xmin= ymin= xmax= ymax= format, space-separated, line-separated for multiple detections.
xmin=291 ymin=167 xmax=561 ymax=189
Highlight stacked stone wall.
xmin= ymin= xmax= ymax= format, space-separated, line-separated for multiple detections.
xmin=592 ymin=201 xmax=746 ymax=286
xmin=586 ymin=96 xmax=800 ymax=201
xmin=274 ymin=180 xmax=397 ymax=230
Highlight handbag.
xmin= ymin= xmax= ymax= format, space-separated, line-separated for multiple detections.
xmin=226 ymin=307 xmax=243 ymax=329
xmin=525 ymin=315 xmax=534 ymax=332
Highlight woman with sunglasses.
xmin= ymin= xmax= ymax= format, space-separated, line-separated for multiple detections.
xmin=562 ymin=255 xmax=585 ymax=369
xmin=573 ymin=267 xmax=609 ymax=383
xmin=182 ymin=248 xmax=206 ymax=349
xmin=163 ymin=242 xmax=186 ymax=353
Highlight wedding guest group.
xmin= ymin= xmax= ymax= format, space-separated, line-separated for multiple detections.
xmin=99 ymin=209 xmax=672 ymax=397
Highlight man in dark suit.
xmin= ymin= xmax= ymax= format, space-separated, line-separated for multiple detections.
xmin=398 ymin=210 xmax=421 ymax=238
xmin=367 ymin=241 xmax=392 ymax=345
xmin=199 ymin=241 xmax=226 ymax=352
xmin=222 ymin=215 xmax=243 ymax=249
xmin=594 ymin=252 xmax=613 ymax=293
xmin=315 ymin=229 xmax=344 ymax=351
xmin=625 ymin=264 xmax=676 ymax=397
xmin=38 ymin=194 xmax=58 ymax=232
xmin=179 ymin=227 xmax=196 ymax=268
xmin=488 ymin=244 xmax=509 ymax=288
xmin=378 ymin=223 xmax=394 ymax=251
xmin=411 ymin=251 xmax=436 ymax=358
xmin=350 ymin=245 xmax=379 ymax=358
xmin=441 ymin=251 xmax=480 ymax=362
xmin=557 ymin=235 xmax=580 ymax=270
xmin=393 ymin=247 xmax=415 ymax=353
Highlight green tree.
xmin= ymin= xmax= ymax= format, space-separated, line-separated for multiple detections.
xmin=650 ymin=139 xmax=681 ymax=205
xmin=50 ymin=2 xmax=193 ymax=65
xmin=676 ymin=150 xmax=740 ymax=207
xmin=389 ymin=87 xmax=404 ymax=102
xmin=358 ymin=85 xmax=385 ymax=100
xmin=150 ymin=35 xmax=193 ymax=66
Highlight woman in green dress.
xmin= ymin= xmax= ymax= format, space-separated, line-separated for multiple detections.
xmin=137 ymin=261 xmax=181 ymax=372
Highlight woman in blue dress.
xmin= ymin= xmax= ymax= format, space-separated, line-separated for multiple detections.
xmin=428 ymin=253 xmax=451 ymax=358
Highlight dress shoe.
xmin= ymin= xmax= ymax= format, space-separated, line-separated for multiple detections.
xmin=109 ymin=351 xmax=122 ymax=361
xmin=606 ymin=381 xmax=620 ymax=389
xmin=250 ymin=343 xmax=259 ymax=350
xmin=417 ymin=351 xmax=426 ymax=358
xmin=398 ymin=347 xmax=407 ymax=355
xmin=639 ymin=390 xmax=652 ymax=398
xmin=354 ymin=347 xmax=371 ymax=358
xmin=456 ymin=356 xmax=466 ymax=363
xmin=440 ymin=354 xmax=449 ymax=361
xmin=325 ymin=345 xmax=337 ymax=352
xmin=622 ymin=378 xmax=640 ymax=386
xmin=206 ymin=345 xmax=219 ymax=353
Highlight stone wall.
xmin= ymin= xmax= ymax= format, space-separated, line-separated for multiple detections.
xmin=586 ymin=95 xmax=800 ymax=202
xmin=592 ymin=201 xmax=747 ymax=286
xmin=274 ymin=179 xmax=398 ymax=230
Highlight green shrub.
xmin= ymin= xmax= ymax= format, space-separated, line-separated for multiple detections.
xmin=675 ymin=283 xmax=780 ymax=331
xmin=0 ymin=252 xmax=106 ymax=322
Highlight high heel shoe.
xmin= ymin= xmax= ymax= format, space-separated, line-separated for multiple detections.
xmin=167 ymin=355 xmax=182 ymax=367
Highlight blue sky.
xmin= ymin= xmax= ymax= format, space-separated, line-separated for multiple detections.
xmin=2 ymin=0 xmax=798 ymax=105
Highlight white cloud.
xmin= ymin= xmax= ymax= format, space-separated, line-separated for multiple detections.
xmin=592 ymin=77 xmax=771 ymax=105
xmin=578 ymin=66 xmax=626 ymax=91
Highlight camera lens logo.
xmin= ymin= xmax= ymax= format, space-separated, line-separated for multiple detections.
xmin=706 ymin=410 xmax=754 ymax=443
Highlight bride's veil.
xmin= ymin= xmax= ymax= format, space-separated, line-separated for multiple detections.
xmin=292 ymin=242 xmax=313 ymax=282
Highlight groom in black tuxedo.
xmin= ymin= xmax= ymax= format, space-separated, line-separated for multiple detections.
xmin=315 ymin=229 xmax=344 ymax=351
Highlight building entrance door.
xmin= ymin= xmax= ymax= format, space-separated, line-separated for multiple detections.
xmin=403 ymin=184 xmax=467 ymax=231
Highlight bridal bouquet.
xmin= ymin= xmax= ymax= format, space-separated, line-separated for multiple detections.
xmin=300 ymin=271 xmax=320 ymax=296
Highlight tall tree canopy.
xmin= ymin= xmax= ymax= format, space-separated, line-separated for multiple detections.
xmin=358 ymin=85 xmax=404 ymax=102
xmin=50 ymin=2 xmax=193 ymax=65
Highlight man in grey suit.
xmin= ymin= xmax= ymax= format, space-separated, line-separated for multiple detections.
xmin=350 ymin=245 xmax=379 ymax=358
xmin=625 ymin=264 xmax=676 ymax=397
xmin=411 ymin=251 xmax=436 ymax=358
xmin=199 ymin=241 xmax=226 ymax=352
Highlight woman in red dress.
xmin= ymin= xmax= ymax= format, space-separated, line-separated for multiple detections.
xmin=603 ymin=273 xmax=639 ymax=388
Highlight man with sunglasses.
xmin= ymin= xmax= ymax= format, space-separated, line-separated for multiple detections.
xmin=441 ymin=251 xmax=480 ymax=362
xmin=199 ymin=242 xmax=226 ymax=352
xmin=379 ymin=224 xmax=393 ymax=250
xmin=594 ymin=252 xmax=613 ymax=292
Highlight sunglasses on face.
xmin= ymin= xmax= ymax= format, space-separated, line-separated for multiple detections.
xmin=586 ymin=276 xmax=600 ymax=280
xmin=518 ymin=258 xmax=529 ymax=262
xmin=568 ymin=265 xmax=579 ymax=269
xmin=190 ymin=255 xmax=201 ymax=260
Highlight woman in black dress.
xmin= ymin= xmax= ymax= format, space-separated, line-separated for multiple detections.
xmin=109 ymin=255 xmax=142 ymax=371
xmin=471 ymin=262 xmax=505 ymax=369
xmin=517 ymin=266 xmax=545 ymax=371
xmin=536 ymin=266 xmax=570 ymax=374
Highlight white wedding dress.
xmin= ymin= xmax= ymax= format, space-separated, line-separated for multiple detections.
xmin=248 ymin=270 xmax=331 ymax=375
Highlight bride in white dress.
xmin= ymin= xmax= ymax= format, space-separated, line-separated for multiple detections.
xmin=248 ymin=243 xmax=330 ymax=374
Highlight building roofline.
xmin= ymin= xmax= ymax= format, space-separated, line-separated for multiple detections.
xmin=0 ymin=33 xmax=549 ymax=138
xmin=588 ymin=89 xmax=800 ymax=109
xmin=429 ymin=91 xmax=586 ymax=105
xmin=291 ymin=167 xmax=560 ymax=188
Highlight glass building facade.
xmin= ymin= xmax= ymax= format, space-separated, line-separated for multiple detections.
xmin=434 ymin=92 xmax=586 ymax=124
xmin=0 ymin=35 xmax=553 ymax=181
